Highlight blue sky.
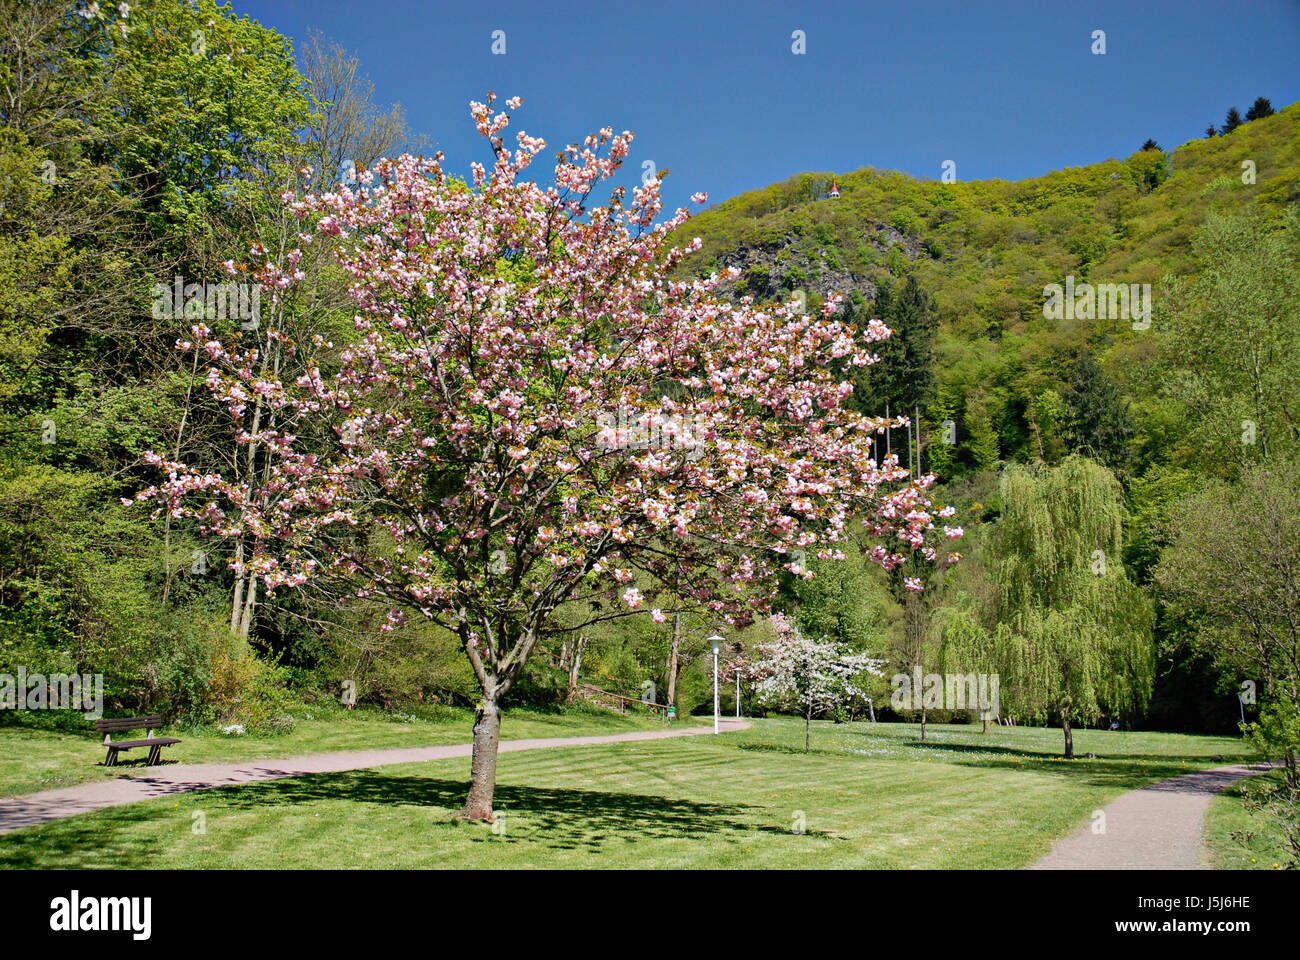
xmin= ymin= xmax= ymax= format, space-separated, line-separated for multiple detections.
xmin=239 ymin=0 xmax=1300 ymax=215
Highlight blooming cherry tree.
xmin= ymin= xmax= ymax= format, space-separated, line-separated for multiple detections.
xmin=754 ymin=614 xmax=884 ymax=753
xmin=133 ymin=94 xmax=956 ymax=819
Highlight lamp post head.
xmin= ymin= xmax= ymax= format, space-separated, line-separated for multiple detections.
xmin=708 ymin=634 xmax=723 ymax=655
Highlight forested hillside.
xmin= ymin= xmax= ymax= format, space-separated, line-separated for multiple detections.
xmin=674 ymin=104 xmax=1300 ymax=732
xmin=678 ymin=104 xmax=1298 ymax=472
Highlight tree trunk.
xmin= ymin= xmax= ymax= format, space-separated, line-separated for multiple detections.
xmin=564 ymin=636 xmax=585 ymax=702
xmin=885 ymin=400 xmax=891 ymax=461
xmin=460 ymin=696 xmax=502 ymax=820
xmin=238 ymin=574 xmax=257 ymax=641
xmin=1061 ymin=708 xmax=1074 ymax=759
xmin=666 ymin=613 xmax=681 ymax=706
xmin=920 ymin=703 xmax=927 ymax=742
xmin=915 ymin=403 xmax=921 ymax=475
xmin=230 ymin=538 xmax=247 ymax=634
xmin=162 ymin=349 xmax=200 ymax=606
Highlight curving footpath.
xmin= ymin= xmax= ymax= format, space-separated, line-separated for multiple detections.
xmin=0 ymin=719 xmax=750 ymax=836
xmin=1032 ymin=761 xmax=1278 ymax=870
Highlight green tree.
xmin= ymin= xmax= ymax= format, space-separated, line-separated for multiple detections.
xmin=1158 ymin=210 xmax=1300 ymax=470
xmin=1061 ymin=351 xmax=1134 ymax=474
xmin=992 ymin=456 xmax=1155 ymax=756
xmin=792 ymin=537 xmax=893 ymax=656
xmin=1245 ymin=97 xmax=1275 ymax=121
xmin=0 ymin=0 xmax=343 ymax=719
xmin=1155 ymin=459 xmax=1300 ymax=779
xmin=849 ymin=275 xmax=936 ymax=415
xmin=935 ymin=595 xmax=996 ymax=730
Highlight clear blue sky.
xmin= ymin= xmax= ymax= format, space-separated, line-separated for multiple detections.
xmin=239 ymin=0 xmax=1300 ymax=214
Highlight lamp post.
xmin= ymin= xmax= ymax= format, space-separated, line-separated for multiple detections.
xmin=735 ymin=666 xmax=741 ymax=719
xmin=709 ymin=635 xmax=723 ymax=733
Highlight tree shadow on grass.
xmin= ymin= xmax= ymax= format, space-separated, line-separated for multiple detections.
xmin=0 ymin=769 xmax=791 ymax=868
xmin=220 ymin=771 xmax=789 ymax=850
xmin=892 ymin=733 xmax=1248 ymax=765
xmin=902 ymin=738 xmax=1259 ymax=786
xmin=734 ymin=734 xmax=1255 ymax=791
xmin=938 ymin=754 xmax=1214 ymax=789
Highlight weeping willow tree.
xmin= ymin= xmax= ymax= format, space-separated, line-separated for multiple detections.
xmin=992 ymin=456 xmax=1154 ymax=757
xmin=935 ymin=597 xmax=996 ymax=732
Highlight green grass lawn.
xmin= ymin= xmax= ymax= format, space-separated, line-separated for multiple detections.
xmin=0 ymin=701 xmax=687 ymax=799
xmin=0 ymin=717 xmax=1258 ymax=869
xmin=1203 ymin=770 xmax=1297 ymax=870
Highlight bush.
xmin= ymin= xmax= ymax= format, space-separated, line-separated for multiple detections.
xmin=203 ymin=629 xmax=297 ymax=731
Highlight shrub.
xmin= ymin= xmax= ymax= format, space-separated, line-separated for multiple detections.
xmin=203 ymin=629 xmax=297 ymax=731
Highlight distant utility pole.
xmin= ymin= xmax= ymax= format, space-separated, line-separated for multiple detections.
xmin=915 ymin=403 xmax=922 ymax=475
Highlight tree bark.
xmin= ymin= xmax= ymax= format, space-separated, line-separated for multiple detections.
xmin=460 ymin=695 xmax=502 ymax=820
xmin=238 ymin=574 xmax=257 ymax=642
xmin=915 ymin=403 xmax=921 ymax=476
xmin=666 ymin=612 xmax=681 ymax=707
xmin=564 ymin=636 xmax=585 ymax=702
xmin=162 ymin=349 xmax=200 ymax=606
xmin=230 ymin=538 xmax=247 ymax=635
xmin=1061 ymin=707 xmax=1074 ymax=759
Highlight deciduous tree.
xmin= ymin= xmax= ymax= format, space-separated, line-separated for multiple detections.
xmin=991 ymin=456 xmax=1154 ymax=757
xmin=134 ymin=95 xmax=958 ymax=818
xmin=754 ymin=614 xmax=882 ymax=752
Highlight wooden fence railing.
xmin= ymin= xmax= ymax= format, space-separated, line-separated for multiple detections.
xmin=580 ymin=683 xmax=672 ymax=721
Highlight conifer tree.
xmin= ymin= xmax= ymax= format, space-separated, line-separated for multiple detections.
xmin=1061 ymin=352 xmax=1134 ymax=475
xmin=1245 ymin=97 xmax=1274 ymax=121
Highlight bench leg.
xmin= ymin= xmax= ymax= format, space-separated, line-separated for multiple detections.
xmin=147 ymin=744 xmax=161 ymax=765
xmin=105 ymin=747 xmax=117 ymax=767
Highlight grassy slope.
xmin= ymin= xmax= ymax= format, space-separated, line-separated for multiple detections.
xmin=0 ymin=718 xmax=1255 ymax=869
xmin=0 ymin=702 xmax=689 ymax=799
xmin=1203 ymin=770 xmax=1295 ymax=870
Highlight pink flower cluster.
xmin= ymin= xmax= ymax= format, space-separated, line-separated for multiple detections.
xmin=134 ymin=94 xmax=961 ymax=689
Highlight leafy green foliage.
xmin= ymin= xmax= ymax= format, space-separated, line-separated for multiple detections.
xmin=992 ymin=457 xmax=1155 ymax=736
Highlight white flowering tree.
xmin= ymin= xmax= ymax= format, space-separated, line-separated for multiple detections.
xmin=754 ymin=614 xmax=883 ymax=752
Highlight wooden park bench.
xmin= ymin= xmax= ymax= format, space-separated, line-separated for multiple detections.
xmin=94 ymin=715 xmax=180 ymax=767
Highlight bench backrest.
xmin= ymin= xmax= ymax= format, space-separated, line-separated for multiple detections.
xmin=94 ymin=715 xmax=162 ymax=734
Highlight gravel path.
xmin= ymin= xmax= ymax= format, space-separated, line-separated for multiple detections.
xmin=1031 ymin=761 xmax=1276 ymax=870
xmin=0 ymin=719 xmax=750 ymax=836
